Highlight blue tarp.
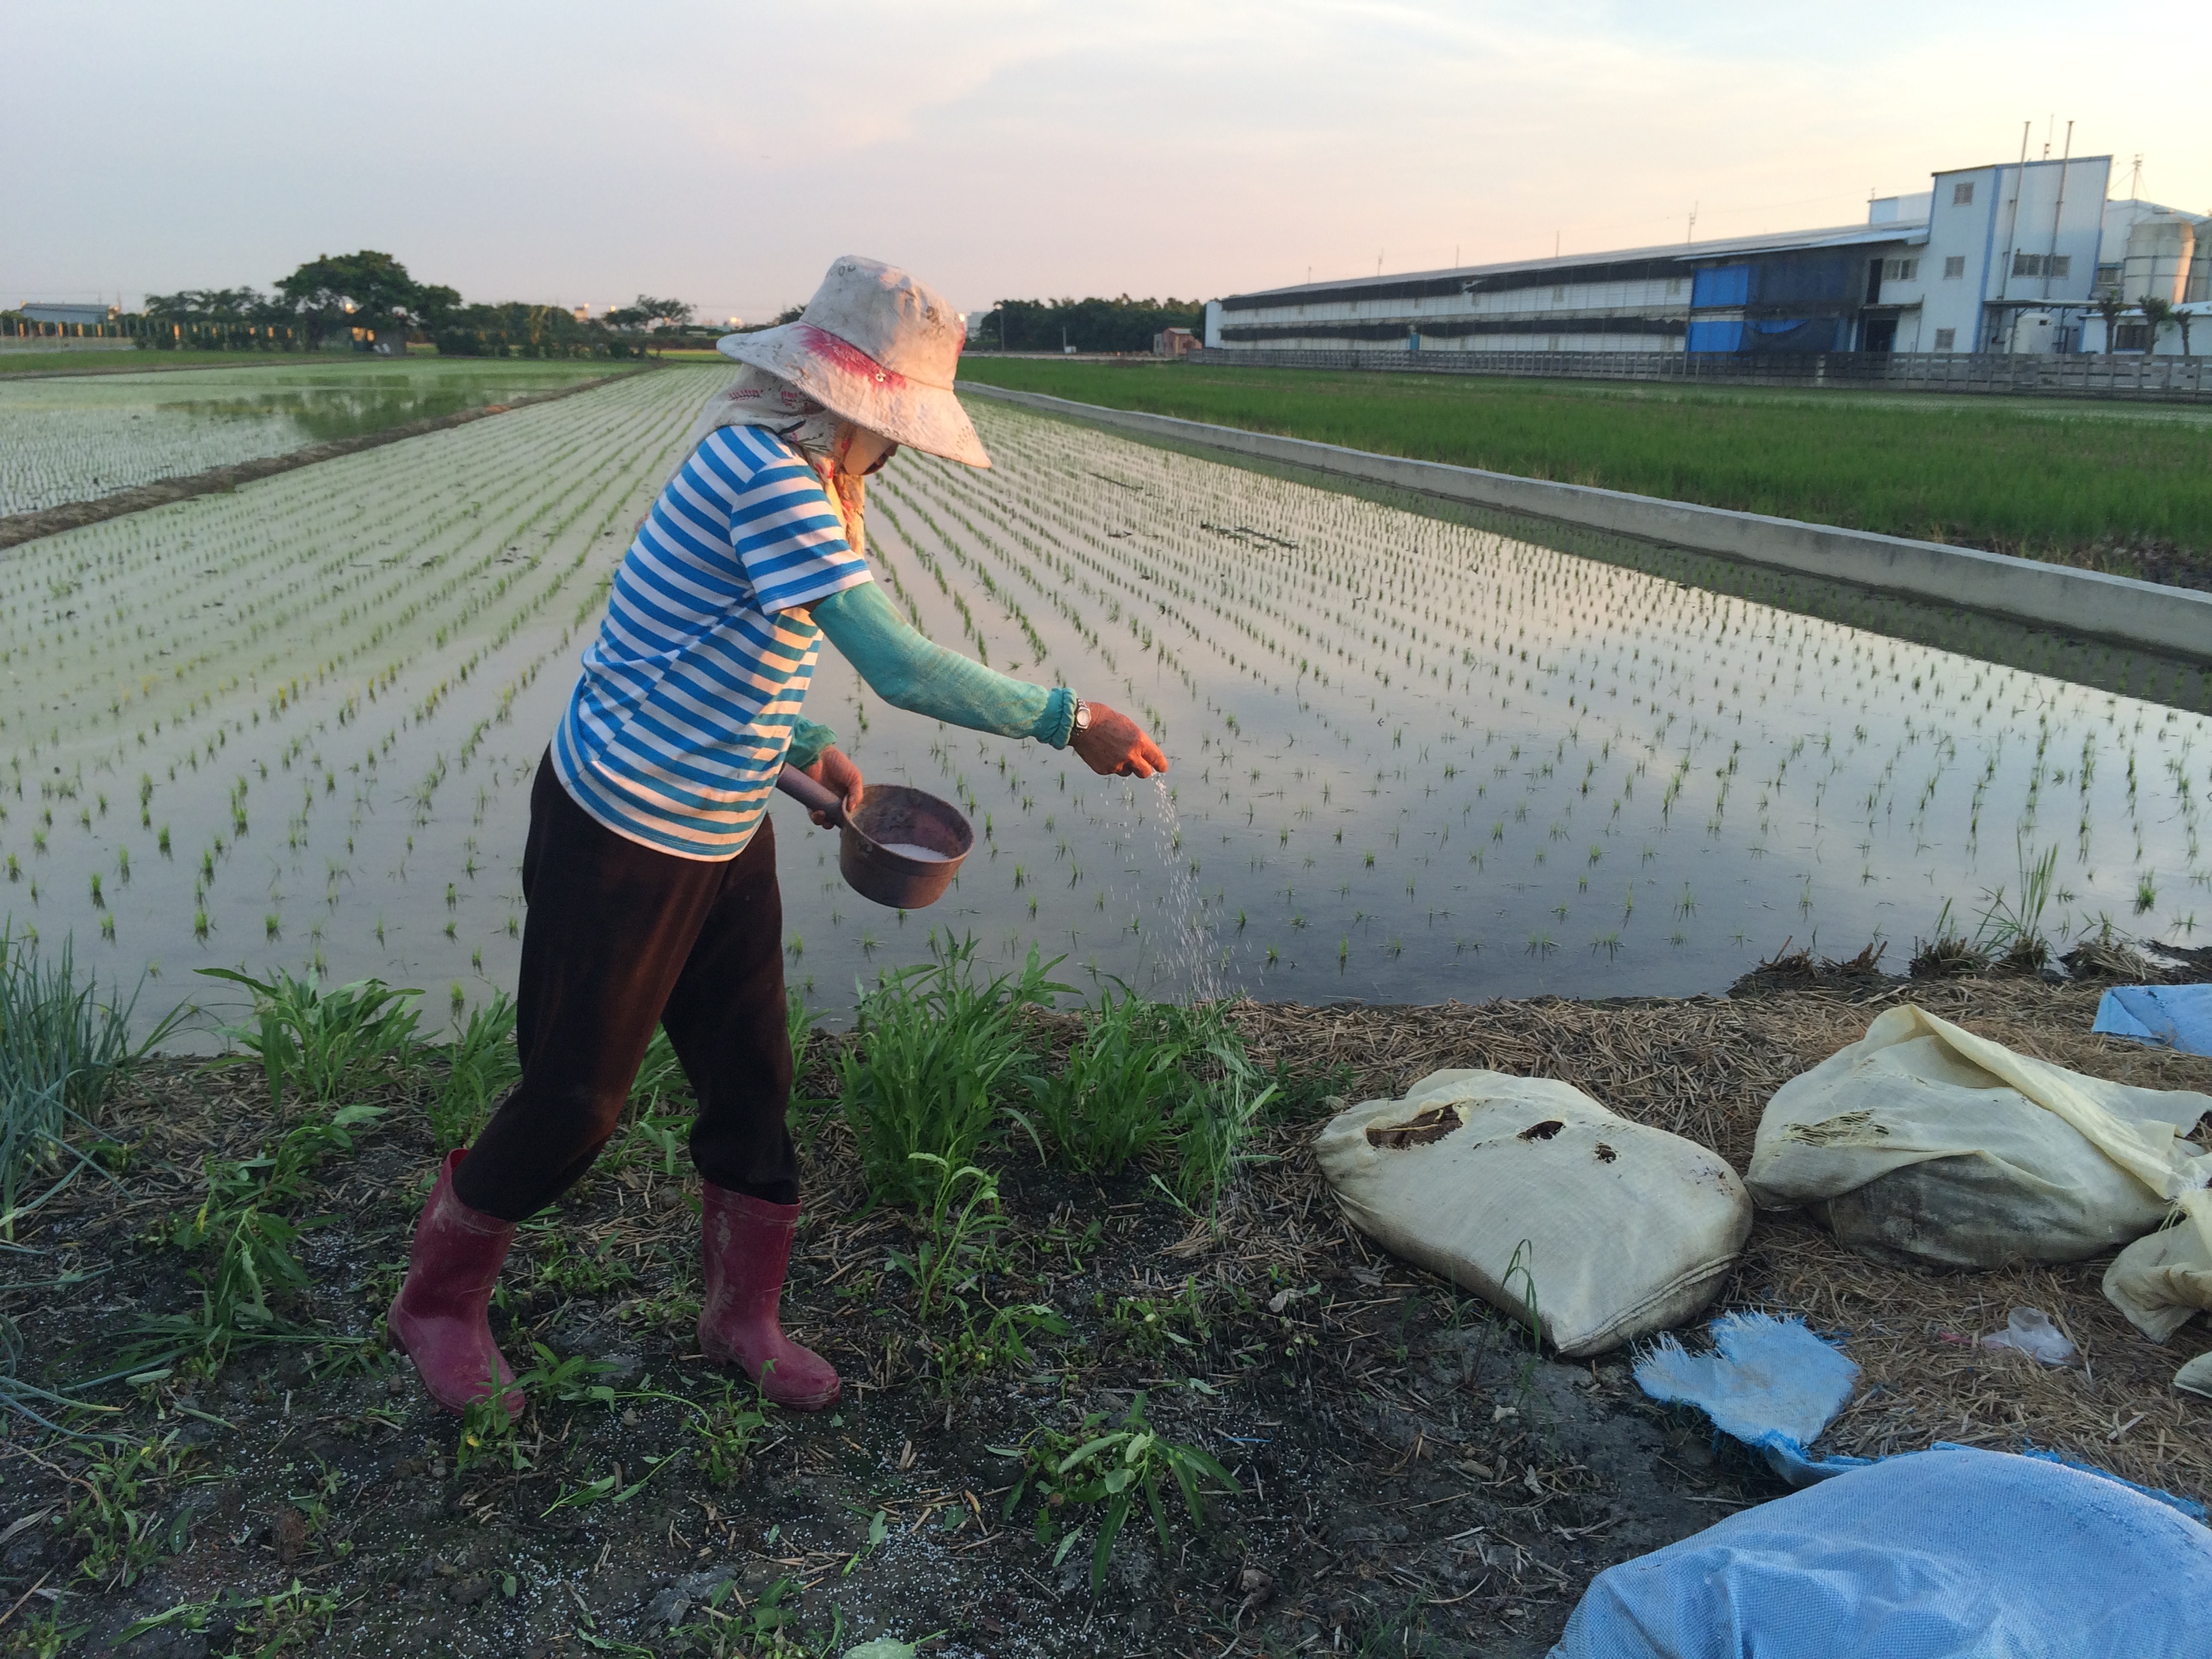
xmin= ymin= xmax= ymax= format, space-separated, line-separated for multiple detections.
xmin=2094 ymin=985 xmax=2212 ymax=1057
xmin=1550 ymin=1447 xmax=2212 ymax=1659
xmin=1635 ymin=1313 xmax=2204 ymax=1517
xmin=1634 ymin=1313 xmax=1866 ymax=1486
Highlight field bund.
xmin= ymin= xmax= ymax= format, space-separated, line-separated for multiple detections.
xmin=961 ymin=382 xmax=2212 ymax=666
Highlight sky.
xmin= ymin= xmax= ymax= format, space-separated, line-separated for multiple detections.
xmin=9 ymin=0 xmax=2209 ymax=322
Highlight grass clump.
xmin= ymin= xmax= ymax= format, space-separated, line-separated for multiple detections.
xmin=0 ymin=930 xmax=168 ymax=1237
xmin=198 ymin=968 xmax=422 ymax=1108
xmin=839 ymin=938 xmax=1069 ymax=1206
xmin=1023 ymin=985 xmax=1196 ymax=1174
xmin=1022 ymin=991 xmax=1273 ymax=1216
xmin=142 ymin=1102 xmax=387 ymax=1368
xmin=426 ymin=993 xmax=519 ymax=1150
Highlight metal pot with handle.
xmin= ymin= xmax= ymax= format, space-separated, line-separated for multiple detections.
xmin=774 ymin=766 xmax=972 ymax=909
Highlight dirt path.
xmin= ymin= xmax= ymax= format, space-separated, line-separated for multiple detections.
xmin=3 ymin=980 xmax=2207 ymax=1656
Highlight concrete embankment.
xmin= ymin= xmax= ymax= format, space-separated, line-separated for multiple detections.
xmin=961 ymin=382 xmax=2212 ymax=667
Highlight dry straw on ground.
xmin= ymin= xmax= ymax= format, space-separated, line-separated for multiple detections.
xmin=1223 ymin=979 xmax=2212 ymax=1500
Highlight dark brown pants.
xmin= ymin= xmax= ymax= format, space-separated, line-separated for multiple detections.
xmin=451 ymin=752 xmax=797 ymax=1222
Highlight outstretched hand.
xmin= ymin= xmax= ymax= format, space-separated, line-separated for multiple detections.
xmin=1071 ymin=701 xmax=1168 ymax=779
xmin=802 ymin=746 xmax=864 ymax=827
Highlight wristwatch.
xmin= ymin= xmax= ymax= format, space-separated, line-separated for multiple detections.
xmin=1071 ymin=697 xmax=1092 ymax=735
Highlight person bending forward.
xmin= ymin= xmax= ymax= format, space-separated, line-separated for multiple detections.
xmin=387 ymin=255 xmax=1166 ymax=1414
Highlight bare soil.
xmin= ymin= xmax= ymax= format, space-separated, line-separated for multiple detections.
xmin=4 ymin=978 xmax=2209 ymax=1658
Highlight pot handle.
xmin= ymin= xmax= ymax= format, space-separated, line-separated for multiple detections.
xmin=775 ymin=764 xmax=849 ymax=829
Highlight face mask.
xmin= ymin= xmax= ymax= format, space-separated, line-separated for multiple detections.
xmin=840 ymin=426 xmax=899 ymax=478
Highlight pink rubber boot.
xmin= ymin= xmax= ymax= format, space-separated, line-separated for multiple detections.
xmin=387 ymin=1149 xmax=523 ymax=1416
xmin=697 ymin=1185 xmax=842 ymax=1412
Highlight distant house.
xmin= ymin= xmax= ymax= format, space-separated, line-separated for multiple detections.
xmin=20 ymin=302 xmax=115 ymax=327
xmin=1153 ymin=327 xmax=1199 ymax=358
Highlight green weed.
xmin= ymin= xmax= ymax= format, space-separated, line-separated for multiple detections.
xmin=997 ymin=1391 xmax=1240 ymax=1593
xmin=1102 ymin=1277 xmax=1212 ymax=1363
xmin=889 ymin=1154 xmax=1068 ymax=1391
xmin=138 ymin=1104 xmax=385 ymax=1367
xmin=65 ymin=1432 xmax=193 ymax=1589
xmin=199 ymin=968 xmax=422 ymax=1108
xmin=425 ymin=992 xmax=518 ymax=1150
xmin=1022 ymin=987 xmax=1195 ymax=1175
xmin=691 ymin=1378 xmax=773 ymax=1488
xmin=840 ymin=939 xmax=1069 ymax=1206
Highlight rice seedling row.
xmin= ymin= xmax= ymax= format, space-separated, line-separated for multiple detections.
xmin=3 ymin=380 xmax=2203 ymax=1031
xmin=0 ymin=360 xmax=619 ymax=516
xmin=786 ymin=403 xmax=2209 ymax=1005
xmin=0 ymin=365 xmax=726 ymax=1037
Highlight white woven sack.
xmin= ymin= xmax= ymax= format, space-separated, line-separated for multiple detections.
xmin=1313 ymin=1069 xmax=1751 ymax=1359
xmin=1748 ymin=1004 xmax=2212 ymax=1269
xmin=2105 ymin=1189 xmax=2212 ymax=1343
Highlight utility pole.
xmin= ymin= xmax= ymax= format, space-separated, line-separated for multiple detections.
xmin=1686 ymin=202 xmax=1698 ymax=243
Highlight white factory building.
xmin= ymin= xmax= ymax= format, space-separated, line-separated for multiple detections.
xmin=1205 ymin=155 xmax=2209 ymax=359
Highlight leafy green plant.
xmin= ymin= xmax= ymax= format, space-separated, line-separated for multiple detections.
xmin=1103 ymin=1277 xmax=1211 ymax=1362
xmin=66 ymin=1432 xmax=193 ymax=1589
xmin=456 ymin=1344 xmax=621 ymax=1467
xmin=1023 ymin=987 xmax=1193 ymax=1174
xmin=669 ymin=1574 xmax=817 ymax=1658
xmin=426 ymin=992 xmax=518 ymax=1150
xmin=691 ymin=1378 xmax=772 ymax=1488
xmin=840 ymin=939 xmax=1069 ymax=1206
xmin=138 ymin=1104 xmax=384 ymax=1367
xmin=998 ymin=1392 xmax=1240 ymax=1593
xmin=1164 ymin=1055 xmax=1276 ymax=1218
xmin=888 ymin=1154 xmax=1006 ymax=1320
xmin=888 ymin=1153 xmax=1068 ymax=1391
xmin=199 ymin=968 xmax=423 ymax=1108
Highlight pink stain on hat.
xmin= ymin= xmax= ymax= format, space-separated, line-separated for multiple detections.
xmin=717 ymin=256 xmax=989 ymax=470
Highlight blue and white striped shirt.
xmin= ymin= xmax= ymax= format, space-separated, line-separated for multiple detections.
xmin=554 ymin=425 xmax=872 ymax=859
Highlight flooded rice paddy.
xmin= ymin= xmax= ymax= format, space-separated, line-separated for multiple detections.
xmin=0 ymin=363 xmax=2204 ymax=1038
xmin=0 ymin=358 xmax=620 ymax=515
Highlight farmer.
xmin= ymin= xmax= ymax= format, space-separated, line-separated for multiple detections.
xmin=387 ymin=256 xmax=1166 ymax=1415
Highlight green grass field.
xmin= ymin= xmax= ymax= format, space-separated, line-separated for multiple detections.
xmin=0 ymin=347 xmax=359 ymax=377
xmin=956 ymin=359 xmax=2212 ymax=579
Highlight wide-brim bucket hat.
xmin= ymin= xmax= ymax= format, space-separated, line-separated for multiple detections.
xmin=718 ymin=255 xmax=989 ymax=468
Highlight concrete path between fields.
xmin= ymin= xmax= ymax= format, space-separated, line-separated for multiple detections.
xmin=959 ymin=382 xmax=2212 ymax=666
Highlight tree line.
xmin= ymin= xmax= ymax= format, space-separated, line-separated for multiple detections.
xmin=137 ymin=251 xmax=712 ymax=359
xmin=968 ymin=295 xmax=1204 ymax=354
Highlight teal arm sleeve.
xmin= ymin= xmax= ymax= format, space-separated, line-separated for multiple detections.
xmin=813 ymin=582 xmax=1076 ymax=747
xmin=785 ymin=718 xmax=838 ymax=770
